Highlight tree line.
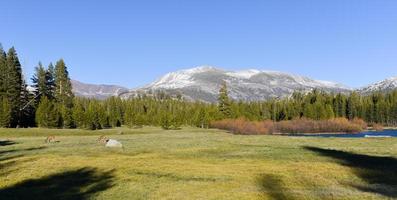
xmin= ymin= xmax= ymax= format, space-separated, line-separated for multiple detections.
xmin=0 ymin=44 xmax=74 ymax=128
xmin=72 ymin=82 xmax=397 ymax=130
xmin=0 ymin=43 xmax=396 ymax=130
xmin=218 ymin=83 xmax=397 ymax=126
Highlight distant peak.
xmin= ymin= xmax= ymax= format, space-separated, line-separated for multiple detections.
xmin=385 ymin=76 xmax=397 ymax=81
xmin=369 ymin=76 xmax=397 ymax=85
xmin=181 ymin=65 xmax=222 ymax=74
xmin=358 ymin=75 xmax=397 ymax=93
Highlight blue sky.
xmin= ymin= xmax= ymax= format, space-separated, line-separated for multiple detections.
xmin=1 ymin=0 xmax=396 ymax=88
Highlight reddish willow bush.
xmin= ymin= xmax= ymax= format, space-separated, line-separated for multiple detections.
xmin=351 ymin=118 xmax=367 ymax=130
xmin=276 ymin=118 xmax=365 ymax=134
xmin=210 ymin=117 xmax=367 ymax=135
xmin=371 ymin=123 xmax=384 ymax=131
xmin=210 ymin=118 xmax=274 ymax=135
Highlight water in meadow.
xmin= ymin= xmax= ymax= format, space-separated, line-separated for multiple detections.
xmin=294 ymin=130 xmax=397 ymax=138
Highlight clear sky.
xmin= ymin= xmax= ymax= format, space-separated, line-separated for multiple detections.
xmin=1 ymin=0 xmax=396 ymax=88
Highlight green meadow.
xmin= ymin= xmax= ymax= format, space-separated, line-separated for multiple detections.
xmin=0 ymin=127 xmax=396 ymax=200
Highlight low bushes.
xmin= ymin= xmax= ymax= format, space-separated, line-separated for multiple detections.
xmin=351 ymin=118 xmax=368 ymax=130
xmin=210 ymin=118 xmax=273 ymax=135
xmin=371 ymin=123 xmax=384 ymax=131
xmin=276 ymin=118 xmax=364 ymax=134
xmin=210 ymin=117 xmax=367 ymax=135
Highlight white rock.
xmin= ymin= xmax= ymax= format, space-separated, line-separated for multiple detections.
xmin=105 ymin=139 xmax=123 ymax=148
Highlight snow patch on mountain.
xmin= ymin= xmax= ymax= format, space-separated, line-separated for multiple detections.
xmin=226 ymin=69 xmax=261 ymax=79
xmin=359 ymin=76 xmax=397 ymax=94
xmin=147 ymin=66 xmax=221 ymax=89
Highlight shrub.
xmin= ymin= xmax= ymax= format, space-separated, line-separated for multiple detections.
xmin=278 ymin=117 xmax=364 ymax=133
xmin=351 ymin=118 xmax=368 ymax=130
xmin=210 ymin=117 xmax=366 ymax=135
xmin=210 ymin=118 xmax=273 ymax=135
xmin=372 ymin=123 xmax=384 ymax=131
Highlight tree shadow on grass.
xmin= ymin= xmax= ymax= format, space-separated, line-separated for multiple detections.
xmin=0 ymin=146 xmax=46 ymax=162
xmin=0 ymin=167 xmax=115 ymax=200
xmin=304 ymin=146 xmax=397 ymax=198
xmin=257 ymin=174 xmax=295 ymax=200
xmin=0 ymin=140 xmax=16 ymax=146
xmin=0 ymin=146 xmax=46 ymax=155
xmin=0 ymin=146 xmax=47 ymax=177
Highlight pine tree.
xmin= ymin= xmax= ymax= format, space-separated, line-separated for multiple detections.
xmin=346 ymin=92 xmax=359 ymax=120
xmin=97 ymin=102 xmax=108 ymax=129
xmin=46 ymin=63 xmax=56 ymax=99
xmin=54 ymin=59 xmax=74 ymax=128
xmin=31 ymin=62 xmax=47 ymax=104
xmin=124 ymin=101 xmax=145 ymax=128
xmin=134 ymin=113 xmax=144 ymax=127
xmin=85 ymin=100 xmax=100 ymax=130
xmin=19 ymin=78 xmax=35 ymax=127
xmin=334 ymin=93 xmax=346 ymax=118
xmin=170 ymin=113 xmax=182 ymax=130
xmin=35 ymin=96 xmax=59 ymax=128
xmin=5 ymin=47 xmax=23 ymax=127
xmin=31 ymin=62 xmax=56 ymax=103
xmin=124 ymin=101 xmax=134 ymax=128
xmin=194 ymin=107 xmax=209 ymax=128
xmin=325 ymin=104 xmax=335 ymax=119
xmin=303 ymin=103 xmax=316 ymax=119
xmin=218 ymin=81 xmax=232 ymax=118
xmin=0 ymin=97 xmax=11 ymax=127
xmin=315 ymin=103 xmax=326 ymax=120
xmin=160 ymin=111 xmax=172 ymax=130
xmin=260 ymin=103 xmax=272 ymax=120
xmin=72 ymin=98 xmax=86 ymax=128
xmin=0 ymin=46 xmax=9 ymax=128
xmin=106 ymin=97 xmax=123 ymax=127
xmin=0 ymin=44 xmax=7 ymax=98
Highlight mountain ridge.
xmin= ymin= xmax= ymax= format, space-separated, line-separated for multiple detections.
xmin=71 ymin=80 xmax=128 ymax=99
xmin=70 ymin=66 xmax=397 ymax=101
xmin=358 ymin=76 xmax=397 ymax=95
xmin=119 ymin=66 xmax=351 ymax=102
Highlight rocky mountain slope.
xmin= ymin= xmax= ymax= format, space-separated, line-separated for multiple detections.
xmin=358 ymin=76 xmax=397 ymax=95
xmin=119 ymin=66 xmax=351 ymax=102
xmin=72 ymin=66 xmax=397 ymax=102
xmin=71 ymin=80 xmax=128 ymax=99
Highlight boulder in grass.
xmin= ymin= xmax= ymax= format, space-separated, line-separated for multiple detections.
xmin=105 ymin=139 xmax=123 ymax=148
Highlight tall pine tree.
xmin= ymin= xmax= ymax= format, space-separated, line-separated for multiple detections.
xmin=46 ymin=63 xmax=56 ymax=98
xmin=19 ymin=78 xmax=35 ymax=127
xmin=31 ymin=62 xmax=47 ymax=103
xmin=72 ymin=98 xmax=86 ymax=128
xmin=0 ymin=44 xmax=7 ymax=98
xmin=54 ymin=59 xmax=74 ymax=128
xmin=5 ymin=47 xmax=23 ymax=127
xmin=218 ymin=81 xmax=232 ymax=118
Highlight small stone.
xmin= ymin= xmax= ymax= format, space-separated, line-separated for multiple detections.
xmin=105 ymin=139 xmax=123 ymax=148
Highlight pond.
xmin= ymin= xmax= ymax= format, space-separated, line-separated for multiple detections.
xmin=291 ymin=129 xmax=397 ymax=138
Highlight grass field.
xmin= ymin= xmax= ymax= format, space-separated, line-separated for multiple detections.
xmin=0 ymin=127 xmax=396 ymax=200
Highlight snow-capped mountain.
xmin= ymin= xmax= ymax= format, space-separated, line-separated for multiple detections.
xmin=358 ymin=76 xmax=397 ymax=95
xmin=71 ymin=80 xmax=128 ymax=99
xmin=70 ymin=67 xmax=397 ymax=101
xmin=120 ymin=66 xmax=351 ymax=102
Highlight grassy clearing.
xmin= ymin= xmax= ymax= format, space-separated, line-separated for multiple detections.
xmin=0 ymin=127 xmax=396 ymax=200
